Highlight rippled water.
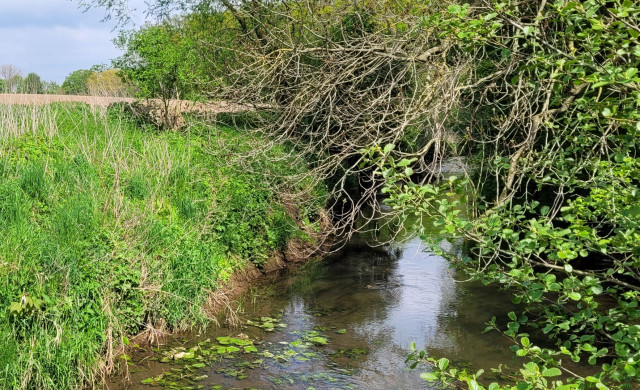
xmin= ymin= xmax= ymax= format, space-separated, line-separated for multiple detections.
xmin=108 ymin=230 xmax=522 ymax=390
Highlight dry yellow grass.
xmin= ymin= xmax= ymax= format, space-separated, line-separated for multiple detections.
xmin=0 ymin=94 xmax=135 ymax=106
xmin=0 ymin=94 xmax=253 ymax=112
xmin=0 ymin=93 xmax=255 ymax=129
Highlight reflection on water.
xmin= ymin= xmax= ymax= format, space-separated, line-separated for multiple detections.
xmin=109 ymin=236 xmax=519 ymax=390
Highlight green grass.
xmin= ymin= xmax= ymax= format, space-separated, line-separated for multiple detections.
xmin=0 ymin=103 xmax=324 ymax=389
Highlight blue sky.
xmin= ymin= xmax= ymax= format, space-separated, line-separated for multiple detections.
xmin=0 ymin=0 xmax=148 ymax=84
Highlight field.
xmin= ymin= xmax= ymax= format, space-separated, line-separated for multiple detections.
xmin=0 ymin=94 xmax=134 ymax=106
xmin=0 ymin=101 xmax=324 ymax=389
xmin=0 ymin=94 xmax=253 ymax=115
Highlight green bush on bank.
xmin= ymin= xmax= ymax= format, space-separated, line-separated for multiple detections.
xmin=0 ymin=103 xmax=323 ymax=389
xmin=374 ymin=0 xmax=640 ymax=389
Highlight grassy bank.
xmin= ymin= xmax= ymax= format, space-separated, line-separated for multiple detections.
xmin=0 ymin=103 xmax=325 ymax=389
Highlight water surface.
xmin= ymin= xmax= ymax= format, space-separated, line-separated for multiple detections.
xmin=109 ymin=233 xmax=520 ymax=390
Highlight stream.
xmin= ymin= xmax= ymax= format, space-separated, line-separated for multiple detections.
xmin=108 ymin=224 xmax=522 ymax=390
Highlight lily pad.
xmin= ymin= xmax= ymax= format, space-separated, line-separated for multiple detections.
xmin=216 ymin=336 xmax=253 ymax=346
xmin=308 ymin=336 xmax=328 ymax=345
xmin=174 ymin=351 xmax=195 ymax=360
xmin=244 ymin=345 xmax=258 ymax=353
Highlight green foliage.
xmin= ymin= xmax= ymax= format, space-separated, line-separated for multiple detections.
xmin=78 ymin=0 xmax=639 ymax=388
xmin=8 ymin=293 xmax=44 ymax=318
xmin=0 ymin=181 xmax=26 ymax=225
xmin=370 ymin=0 xmax=640 ymax=389
xmin=113 ymin=22 xmax=205 ymax=100
xmin=19 ymin=162 xmax=47 ymax=200
xmin=0 ymin=103 xmax=323 ymax=389
xmin=21 ymin=73 xmax=43 ymax=94
xmin=42 ymin=80 xmax=61 ymax=94
xmin=124 ymin=173 xmax=149 ymax=200
xmin=53 ymin=194 xmax=96 ymax=239
xmin=62 ymin=69 xmax=94 ymax=95
xmin=214 ymin=177 xmax=296 ymax=266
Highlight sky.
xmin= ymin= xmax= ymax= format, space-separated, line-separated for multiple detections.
xmin=0 ymin=0 xmax=149 ymax=84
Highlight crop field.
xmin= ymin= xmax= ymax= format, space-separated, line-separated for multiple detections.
xmin=0 ymin=94 xmax=134 ymax=106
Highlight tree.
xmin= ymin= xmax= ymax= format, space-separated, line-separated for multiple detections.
xmin=75 ymin=1 xmax=640 ymax=388
xmin=1 ymin=64 xmax=22 ymax=93
xmin=87 ymin=69 xmax=131 ymax=96
xmin=42 ymin=81 xmax=62 ymax=94
xmin=376 ymin=1 xmax=640 ymax=389
xmin=113 ymin=20 xmax=206 ymax=127
xmin=62 ymin=69 xmax=95 ymax=95
xmin=113 ymin=21 xmax=200 ymax=100
xmin=22 ymin=73 xmax=43 ymax=94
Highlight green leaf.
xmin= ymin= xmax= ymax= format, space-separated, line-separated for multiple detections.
xmin=542 ymin=367 xmax=562 ymax=377
xmin=568 ymin=292 xmax=581 ymax=301
xmin=468 ymin=379 xmax=481 ymax=390
xmin=437 ymin=358 xmax=449 ymax=370
xmin=590 ymin=285 xmax=603 ymax=295
xmin=420 ymin=372 xmax=439 ymax=381
xmin=592 ymin=81 xmax=610 ymax=89
xmin=624 ymin=68 xmax=638 ymax=79
xmin=309 ymin=336 xmax=328 ymax=345
xmin=624 ymin=364 xmax=636 ymax=376
xmin=397 ymin=158 xmax=415 ymax=167
xmin=244 ymin=345 xmax=258 ymax=353
xmin=8 ymin=302 xmax=22 ymax=313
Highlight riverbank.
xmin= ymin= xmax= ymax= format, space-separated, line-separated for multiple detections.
xmin=107 ymin=232 xmax=519 ymax=389
xmin=0 ymin=102 xmax=328 ymax=389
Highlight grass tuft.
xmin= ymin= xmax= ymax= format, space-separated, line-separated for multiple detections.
xmin=0 ymin=102 xmax=324 ymax=389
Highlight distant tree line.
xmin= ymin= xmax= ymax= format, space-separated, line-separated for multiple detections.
xmin=0 ymin=63 xmax=133 ymax=96
xmin=0 ymin=64 xmax=58 ymax=94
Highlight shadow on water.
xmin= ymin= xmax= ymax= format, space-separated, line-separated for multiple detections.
xmin=108 ymin=200 xmax=521 ymax=390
